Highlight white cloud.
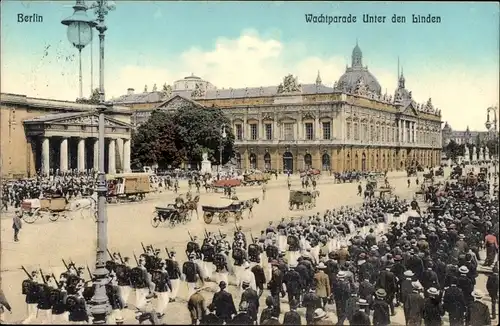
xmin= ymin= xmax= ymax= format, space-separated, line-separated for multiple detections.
xmin=2 ymin=30 xmax=498 ymax=131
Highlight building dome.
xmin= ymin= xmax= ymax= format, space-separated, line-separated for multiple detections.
xmin=335 ymin=43 xmax=382 ymax=95
xmin=172 ymin=74 xmax=216 ymax=92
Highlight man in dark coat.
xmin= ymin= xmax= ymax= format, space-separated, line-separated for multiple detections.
xmin=284 ymin=264 xmax=302 ymax=306
xmin=229 ymin=301 xmax=253 ymax=325
xmin=376 ymin=266 xmax=397 ymax=316
xmin=421 ymin=264 xmax=440 ymax=296
xmin=251 ymin=263 xmax=266 ymax=298
xmin=372 ymin=289 xmax=391 ymax=326
xmin=240 ymin=281 xmax=259 ymax=323
xmin=466 ymin=290 xmax=491 ymax=326
xmin=260 ymin=296 xmax=276 ymax=325
xmin=422 ymin=287 xmax=444 ymax=326
xmin=404 ymin=282 xmax=425 ymax=326
xmin=268 ymin=261 xmax=285 ymax=315
xmin=282 ymin=299 xmax=301 ymax=325
xmin=442 ymin=277 xmax=466 ymax=326
xmin=12 ymin=213 xmax=22 ymax=242
xmin=302 ymin=288 xmax=322 ymax=324
xmin=351 ymin=299 xmax=371 ymax=326
xmin=201 ymin=304 xmax=222 ymax=325
xmin=211 ymin=281 xmax=236 ymax=323
xmin=358 ymin=276 xmax=375 ymax=314
xmin=486 ymin=265 xmax=499 ymax=319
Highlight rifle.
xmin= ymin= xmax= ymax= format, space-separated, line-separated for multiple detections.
xmin=204 ymin=229 xmax=209 ymax=238
xmin=251 ymin=233 xmax=256 ymax=244
xmin=188 ymin=231 xmax=194 ymax=241
xmin=62 ymin=259 xmax=70 ymax=271
xmin=141 ymin=242 xmax=147 ymax=253
xmin=39 ymin=268 xmax=47 ymax=284
xmin=69 ymin=258 xmax=75 ymax=266
xmin=133 ymin=251 xmax=139 ymax=265
xmin=219 ymin=229 xmax=223 ymax=238
xmin=86 ymin=265 xmax=93 ymax=281
xmin=117 ymin=252 xmax=125 ymax=264
xmin=165 ymin=247 xmax=171 ymax=259
xmin=21 ymin=266 xmax=33 ymax=280
xmin=107 ymin=249 xmax=113 ymax=260
xmin=51 ymin=273 xmax=61 ymax=288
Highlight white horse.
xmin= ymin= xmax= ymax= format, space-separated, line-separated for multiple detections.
xmin=67 ymin=192 xmax=97 ymax=220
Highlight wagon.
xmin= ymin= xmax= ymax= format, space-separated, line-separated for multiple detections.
xmin=106 ymin=173 xmax=151 ymax=203
xmin=18 ymin=197 xmax=68 ymax=224
xmin=202 ymin=201 xmax=244 ymax=224
xmin=375 ymin=187 xmax=394 ymax=198
xmin=151 ymin=205 xmax=189 ymax=228
xmin=242 ymin=173 xmax=271 ymax=186
xmin=289 ymin=190 xmax=315 ymax=210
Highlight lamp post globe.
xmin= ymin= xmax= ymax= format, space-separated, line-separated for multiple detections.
xmin=61 ymin=1 xmax=96 ymax=49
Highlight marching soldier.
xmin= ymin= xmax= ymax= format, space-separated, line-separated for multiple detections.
xmin=67 ymin=279 xmax=89 ymax=324
xmin=37 ymin=274 xmax=54 ymax=324
xmin=153 ymin=260 xmax=172 ymax=317
xmin=287 ymin=230 xmax=301 ymax=267
xmin=201 ymin=236 xmax=216 ymax=281
xmin=115 ymin=257 xmax=132 ymax=307
xmin=232 ymin=239 xmax=247 ymax=286
xmin=131 ymin=256 xmax=154 ymax=310
xmin=183 ymin=253 xmax=204 ymax=299
xmin=165 ymin=249 xmax=181 ymax=302
xmin=22 ymin=270 xmax=41 ymax=324
xmin=50 ymin=281 xmax=69 ymax=324
xmin=214 ymin=248 xmax=230 ymax=286
xmin=265 ymin=238 xmax=279 ymax=281
xmin=248 ymin=237 xmax=263 ymax=266
xmin=106 ymin=273 xmax=125 ymax=325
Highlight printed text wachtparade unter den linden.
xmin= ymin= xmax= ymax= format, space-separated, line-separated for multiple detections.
xmin=305 ymin=13 xmax=442 ymax=25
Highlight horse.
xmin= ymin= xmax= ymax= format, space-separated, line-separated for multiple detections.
xmin=67 ymin=192 xmax=97 ymax=220
xmin=242 ymin=197 xmax=260 ymax=218
xmin=184 ymin=195 xmax=200 ymax=219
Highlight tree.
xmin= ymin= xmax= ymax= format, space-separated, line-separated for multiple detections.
xmin=130 ymin=103 xmax=235 ymax=169
xmin=76 ymin=88 xmax=100 ymax=104
xmin=130 ymin=110 xmax=184 ymax=169
xmin=444 ymin=140 xmax=463 ymax=160
xmin=173 ymin=104 xmax=234 ymax=165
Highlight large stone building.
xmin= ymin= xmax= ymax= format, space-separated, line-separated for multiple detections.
xmin=442 ymin=122 xmax=489 ymax=146
xmin=113 ymin=44 xmax=443 ymax=172
xmin=0 ymin=93 xmax=133 ymax=178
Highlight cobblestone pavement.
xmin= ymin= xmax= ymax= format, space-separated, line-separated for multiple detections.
xmin=0 ymin=169 xmax=494 ymax=324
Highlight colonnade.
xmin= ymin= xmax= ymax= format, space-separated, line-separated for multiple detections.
xmin=398 ymin=119 xmax=417 ymax=143
xmin=38 ymin=136 xmax=131 ymax=176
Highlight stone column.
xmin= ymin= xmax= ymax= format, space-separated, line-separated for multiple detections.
xmin=116 ymin=138 xmax=124 ymax=172
xmin=93 ymin=139 xmax=99 ymax=171
xmin=413 ymin=123 xmax=417 ymax=143
xmin=77 ymin=138 xmax=86 ymax=172
xmin=273 ymin=120 xmax=279 ymax=140
xmin=41 ymin=137 xmax=50 ymax=176
xmin=397 ymin=120 xmax=402 ymax=142
xmin=60 ymin=137 xmax=68 ymax=172
xmin=315 ymin=117 xmax=320 ymax=140
xmin=108 ymin=139 xmax=116 ymax=174
xmin=123 ymin=138 xmax=131 ymax=173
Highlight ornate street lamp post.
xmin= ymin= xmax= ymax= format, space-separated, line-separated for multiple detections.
xmin=62 ymin=0 xmax=115 ymax=323
xmin=61 ymin=1 xmax=95 ymax=99
xmin=219 ymin=124 xmax=227 ymax=175
xmin=485 ymin=106 xmax=499 ymax=181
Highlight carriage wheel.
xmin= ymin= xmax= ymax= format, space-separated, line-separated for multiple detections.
xmin=203 ymin=212 xmax=214 ymax=224
xmin=179 ymin=211 xmax=189 ymax=224
xmin=49 ymin=212 xmax=60 ymax=222
xmin=22 ymin=211 xmax=37 ymax=224
xmin=151 ymin=212 xmax=161 ymax=228
xmin=219 ymin=212 xmax=229 ymax=223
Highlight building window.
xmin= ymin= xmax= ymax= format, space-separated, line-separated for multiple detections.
xmin=265 ymin=124 xmax=272 ymax=140
xmin=322 ymin=122 xmax=331 ymax=140
xmin=305 ymin=123 xmax=314 ymax=140
xmin=354 ymin=123 xmax=359 ymax=141
xmin=250 ymin=124 xmax=258 ymax=140
xmin=346 ymin=122 xmax=352 ymax=140
xmin=376 ymin=125 xmax=380 ymax=142
xmin=235 ymin=124 xmax=243 ymax=140
xmin=284 ymin=123 xmax=294 ymax=141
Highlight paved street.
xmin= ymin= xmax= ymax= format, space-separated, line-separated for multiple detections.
xmin=0 ymin=169 xmax=494 ymax=324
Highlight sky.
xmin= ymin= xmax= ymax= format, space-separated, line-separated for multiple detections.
xmin=1 ymin=1 xmax=499 ymax=131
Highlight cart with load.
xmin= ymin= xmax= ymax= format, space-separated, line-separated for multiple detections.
xmin=106 ymin=173 xmax=151 ymax=203
xmin=18 ymin=197 xmax=68 ymax=224
xmin=151 ymin=204 xmax=189 ymax=228
xmin=242 ymin=172 xmax=271 ymax=186
xmin=209 ymin=179 xmax=241 ymax=193
xmin=202 ymin=201 xmax=244 ymax=224
xmin=375 ymin=186 xmax=394 ymax=198
xmin=289 ymin=190 xmax=315 ymax=210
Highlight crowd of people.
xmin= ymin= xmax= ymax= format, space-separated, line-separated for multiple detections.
xmin=9 ymin=165 xmax=497 ymax=325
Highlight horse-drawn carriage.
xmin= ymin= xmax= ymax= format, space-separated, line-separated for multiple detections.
xmin=106 ymin=173 xmax=151 ymax=203
xmin=18 ymin=196 xmax=69 ymax=223
xmin=375 ymin=186 xmax=394 ymax=198
xmin=299 ymin=168 xmax=321 ymax=177
xmin=288 ymin=190 xmax=319 ymax=210
xmin=202 ymin=197 xmax=259 ymax=224
xmin=151 ymin=205 xmax=190 ymax=228
xmin=242 ymin=172 xmax=271 ymax=186
xmin=206 ymin=179 xmax=241 ymax=193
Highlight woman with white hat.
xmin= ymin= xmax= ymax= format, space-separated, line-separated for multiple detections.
xmin=466 ymin=290 xmax=491 ymax=326
xmin=422 ymin=287 xmax=444 ymax=326
xmin=311 ymin=308 xmax=333 ymax=325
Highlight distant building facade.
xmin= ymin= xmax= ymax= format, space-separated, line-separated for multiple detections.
xmin=0 ymin=93 xmax=133 ymax=178
xmin=442 ymin=122 xmax=489 ymax=146
xmin=112 ymin=43 xmax=443 ymax=173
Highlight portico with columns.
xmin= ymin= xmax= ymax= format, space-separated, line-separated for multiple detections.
xmin=23 ymin=112 xmax=133 ymax=176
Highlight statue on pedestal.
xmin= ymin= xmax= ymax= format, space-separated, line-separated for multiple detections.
xmin=485 ymin=146 xmax=490 ymax=161
xmin=472 ymin=146 xmax=477 ymax=161
xmin=464 ymin=145 xmax=470 ymax=161
xmin=200 ymin=151 xmax=212 ymax=175
xmin=479 ymin=147 xmax=484 ymax=161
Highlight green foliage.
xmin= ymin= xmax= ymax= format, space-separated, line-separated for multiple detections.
xmin=131 ymin=103 xmax=235 ymax=169
xmin=76 ymin=88 xmax=100 ymax=104
xmin=486 ymin=138 xmax=499 ymax=157
xmin=444 ymin=140 xmax=464 ymax=160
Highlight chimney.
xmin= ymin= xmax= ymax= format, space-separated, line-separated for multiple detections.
xmin=127 ymin=88 xmax=135 ymax=95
